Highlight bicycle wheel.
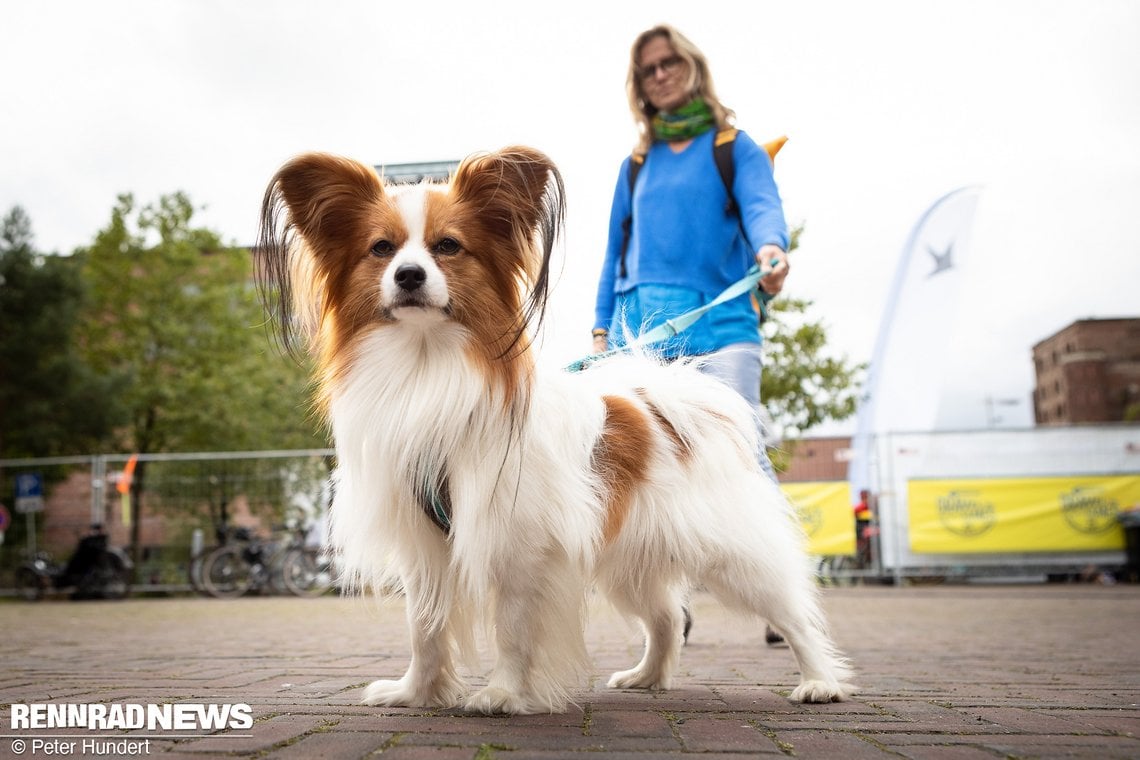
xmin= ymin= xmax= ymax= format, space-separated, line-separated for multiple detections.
xmin=200 ymin=545 xmax=255 ymax=599
xmin=817 ymin=555 xmax=855 ymax=587
xmin=833 ymin=555 xmax=859 ymax=586
xmin=88 ymin=553 xmax=132 ymax=600
xmin=187 ymin=547 xmax=216 ymax=595
xmin=281 ymin=548 xmax=333 ymax=597
xmin=17 ymin=567 xmax=45 ymax=601
xmin=101 ymin=564 xmax=132 ymax=600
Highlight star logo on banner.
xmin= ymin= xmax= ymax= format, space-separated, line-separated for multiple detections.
xmin=926 ymin=242 xmax=954 ymax=277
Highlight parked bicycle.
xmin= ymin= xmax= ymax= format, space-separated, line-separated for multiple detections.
xmin=17 ymin=524 xmax=133 ymax=601
xmin=198 ymin=525 xmax=333 ymax=599
xmin=187 ymin=525 xmax=254 ymax=594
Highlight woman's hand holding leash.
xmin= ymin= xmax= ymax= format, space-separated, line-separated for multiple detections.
xmin=757 ymin=244 xmax=789 ymax=296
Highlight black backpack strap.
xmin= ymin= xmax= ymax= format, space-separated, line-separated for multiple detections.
xmin=713 ymin=128 xmax=754 ymax=252
xmin=618 ymin=152 xmax=645 ymax=278
xmin=713 ymin=129 xmax=738 ymax=214
xmin=716 ymin=128 xmax=774 ymax=325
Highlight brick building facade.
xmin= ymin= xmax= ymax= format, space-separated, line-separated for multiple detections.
xmin=1032 ymin=318 xmax=1140 ymax=425
xmin=777 ymin=436 xmax=851 ymax=483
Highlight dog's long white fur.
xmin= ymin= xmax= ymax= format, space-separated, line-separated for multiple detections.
xmin=263 ymin=150 xmax=854 ymax=715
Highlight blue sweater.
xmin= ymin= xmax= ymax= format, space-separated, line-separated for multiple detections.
xmin=593 ymin=128 xmax=788 ymax=356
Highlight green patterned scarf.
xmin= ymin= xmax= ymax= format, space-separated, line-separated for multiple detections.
xmin=652 ymin=99 xmax=715 ymax=142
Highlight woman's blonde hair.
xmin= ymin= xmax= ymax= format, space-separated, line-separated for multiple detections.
xmin=626 ymin=24 xmax=736 ymax=154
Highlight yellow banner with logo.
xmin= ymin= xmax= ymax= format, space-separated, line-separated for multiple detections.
xmin=908 ymin=475 xmax=1138 ymax=554
xmin=781 ymin=481 xmax=856 ymax=556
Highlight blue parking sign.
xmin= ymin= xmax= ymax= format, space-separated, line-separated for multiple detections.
xmin=15 ymin=472 xmax=45 ymax=513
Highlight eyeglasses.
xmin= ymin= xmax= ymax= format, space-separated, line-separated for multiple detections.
xmin=638 ymin=55 xmax=684 ymax=81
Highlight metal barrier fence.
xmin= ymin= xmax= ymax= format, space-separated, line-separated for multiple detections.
xmin=0 ymin=449 xmax=334 ymax=594
xmin=4 ymin=427 xmax=1138 ymax=593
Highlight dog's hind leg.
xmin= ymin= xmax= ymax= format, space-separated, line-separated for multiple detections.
xmin=601 ymin=574 xmax=685 ymax=691
xmin=762 ymin=598 xmax=854 ymax=703
xmin=698 ymin=550 xmax=854 ymax=703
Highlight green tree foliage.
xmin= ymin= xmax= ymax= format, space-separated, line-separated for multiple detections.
xmin=760 ymin=225 xmax=865 ymax=442
xmin=77 ymin=192 xmax=324 ymax=456
xmin=1125 ymin=401 xmax=1140 ymax=423
xmin=0 ymin=207 xmax=120 ymax=457
xmin=761 ymin=295 xmax=864 ymax=437
xmin=76 ymin=193 xmax=325 ymax=561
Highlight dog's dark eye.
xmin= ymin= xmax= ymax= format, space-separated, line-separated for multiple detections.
xmin=433 ymin=237 xmax=461 ymax=256
xmin=371 ymin=240 xmax=395 ymax=257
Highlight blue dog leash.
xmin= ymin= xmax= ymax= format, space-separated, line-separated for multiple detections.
xmin=565 ymin=261 xmax=778 ymax=373
xmin=426 ymin=261 xmax=780 ymax=534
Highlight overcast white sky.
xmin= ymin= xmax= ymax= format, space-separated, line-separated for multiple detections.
xmin=4 ymin=0 xmax=1138 ymax=433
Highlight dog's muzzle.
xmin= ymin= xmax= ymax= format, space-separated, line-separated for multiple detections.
xmin=395 ymin=263 xmax=427 ymax=292
xmin=386 ymin=262 xmax=449 ymax=316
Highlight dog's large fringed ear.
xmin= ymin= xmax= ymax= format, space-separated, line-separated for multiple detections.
xmin=451 ymin=146 xmax=566 ymax=345
xmin=256 ymin=153 xmax=384 ymax=356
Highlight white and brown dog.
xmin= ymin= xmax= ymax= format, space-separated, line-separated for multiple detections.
xmin=255 ymin=147 xmax=854 ymax=714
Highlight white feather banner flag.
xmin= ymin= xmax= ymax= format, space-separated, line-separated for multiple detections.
xmin=848 ymin=186 xmax=984 ymax=502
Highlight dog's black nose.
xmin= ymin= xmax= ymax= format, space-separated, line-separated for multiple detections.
xmin=394 ymin=264 xmax=427 ymax=292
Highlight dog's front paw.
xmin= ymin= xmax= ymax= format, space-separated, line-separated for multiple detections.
xmin=789 ymin=679 xmax=854 ymax=704
xmin=362 ymin=677 xmax=464 ymax=709
xmin=607 ymin=667 xmax=670 ymax=691
xmin=465 ymin=686 xmax=550 ymax=715
xmin=362 ymin=679 xmax=414 ymax=707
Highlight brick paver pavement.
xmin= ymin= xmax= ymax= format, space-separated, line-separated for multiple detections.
xmin=1 ymin=585 xmax=1138 ymax=759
